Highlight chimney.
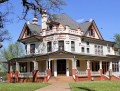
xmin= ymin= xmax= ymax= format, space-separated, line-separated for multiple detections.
xmin=33 ymin=17 xmax=38 ymax=24
xmin=41 ymin=9 xmax=47 ymax=30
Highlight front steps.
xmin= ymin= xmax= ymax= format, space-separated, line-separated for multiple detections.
xmin=48 ymin=76 xmax=75 ymax=83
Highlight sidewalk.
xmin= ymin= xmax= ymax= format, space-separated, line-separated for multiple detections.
xmin=35 ymin=82 xmax=71 ymax=91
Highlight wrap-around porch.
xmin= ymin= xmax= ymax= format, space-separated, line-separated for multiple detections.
xmin=8 ymin=59 xmax=113 ymax=82
xmin=7 ymin=51 xmax=118 ymax=82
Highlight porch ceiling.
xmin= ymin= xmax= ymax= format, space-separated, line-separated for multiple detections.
xmin=18 ymin=35 xmax=43 ymax=44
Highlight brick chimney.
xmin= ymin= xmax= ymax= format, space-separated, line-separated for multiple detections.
xmin=33 ymin=17 xmax=38 ymax=24
xmin=41 ymin=9 xmax=47 ymax=30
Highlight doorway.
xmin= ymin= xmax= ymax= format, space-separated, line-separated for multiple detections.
xmin=57 ymin=60 xmax=66 ymax=75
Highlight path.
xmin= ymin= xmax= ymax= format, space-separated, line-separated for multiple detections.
xmin=35 ymin=82 xmax=71 ymax=91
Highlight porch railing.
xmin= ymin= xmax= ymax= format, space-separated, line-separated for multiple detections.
xmin=76 ymin=71 xmax=88 ymax=76
xmin=19 ymin=72 xmax=33 ymax=77
xmin=13 ymin=73 xmax=15 ymax=78
xmin=91 ymin=71 xmax=100 ymax=76
xmin=112 ymin=72 xmax=120 ymax=77
xmin=37 ymin=72 xmax=47 ymax=77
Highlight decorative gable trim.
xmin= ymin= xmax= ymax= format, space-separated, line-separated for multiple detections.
xmin=18 ymin=23 xmax=27 ymax=40
xmin=92 ymin=20 xmax=103 ymax=40
xmin=57 ymin=23 xmax=65 ymax=30
xmin=85 ymin=20 xmax=103 ymax=40
xmin=18 ymin=23 xmax=31 ymax=40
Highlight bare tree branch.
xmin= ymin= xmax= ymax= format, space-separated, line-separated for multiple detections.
xmin=0 ymin=0 xmax=8 ymax=3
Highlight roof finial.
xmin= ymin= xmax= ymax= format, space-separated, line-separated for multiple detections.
xmin=33 ymin=12 xmax=38 ymax=25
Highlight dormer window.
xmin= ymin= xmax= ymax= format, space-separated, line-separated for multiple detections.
xmin=90 ymin=29 xmax=93 ymax=36
xmin=27 ymin=28 xmax=31 ymax=36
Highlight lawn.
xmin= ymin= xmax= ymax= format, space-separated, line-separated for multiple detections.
xmin=70 ymin=81 xmax=120 ymax=91
xmin=0 ymin=82 xmax=50 ymax=91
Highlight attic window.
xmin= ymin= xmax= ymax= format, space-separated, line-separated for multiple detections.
xmin=27 ymin=28 xmax=31 ymax=36
xmin=90 ymin=29 xmax=93 ymax=36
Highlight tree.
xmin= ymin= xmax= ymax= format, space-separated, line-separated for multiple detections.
xmin=0 ymin=42 xmax=24 ymax=72
xmin=113 ymin=34 xmax=120 ymax=54
xmin=0 ymin=0 xmax=66 ymax=48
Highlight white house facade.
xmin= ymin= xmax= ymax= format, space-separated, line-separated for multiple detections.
xmin=7 ymin=10 xmax=120 ymax=82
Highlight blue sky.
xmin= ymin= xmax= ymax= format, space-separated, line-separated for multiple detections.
xmin=1 ymin=0 xmax=120 ymax=48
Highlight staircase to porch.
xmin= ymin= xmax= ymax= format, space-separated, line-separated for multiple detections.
xmin=48 ymin=76 xmax=75 ymax=83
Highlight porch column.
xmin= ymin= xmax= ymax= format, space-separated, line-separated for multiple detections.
xmin=54 ymin=60 xmax=57 ymax=77
xmin=27 ymin=62 xmax=30 ymax=72
xmin=109 ymin=61 xmax=112 ymax=80
xmin=8 ymin=63 xmax=13 ymax=82
xmin=46 ymin=59 xmax=51 ymax=76
xmin=72 ymin=58 xmax=76 ymax=76
xmin=15 ymin=62 xmax=19 ymax=82
xmin=66 ymin=59 xmax=69 ymax=77
xmin=119 ymin=61 xmax=120 ymax=72
xmin=99 ymin=61 xmax=103 ymax=80
xmin=87 ymin=60 xmax=91 ymax=80
xmin=33 ymin=61 xmax=38 ymax=82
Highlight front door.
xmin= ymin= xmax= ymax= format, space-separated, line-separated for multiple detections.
xmin=57 ymin=60 xmax=66 ymax=75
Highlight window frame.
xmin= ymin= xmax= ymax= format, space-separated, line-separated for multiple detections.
xmin=71 ymin=41 xmax=75 ymax=52
xmin=58 ymin=41 xmax=64 ymax=51
xmin=81 ymin=47 xmax=84 ymax=53
xmin=87 ymin=48 xmax=90 ymax=53
xmin=30 ymin=44 xmax=35 ymax=54
xmin=47 ymin=42 xmax=52 ymax=52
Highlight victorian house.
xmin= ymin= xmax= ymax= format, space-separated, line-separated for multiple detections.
xmin=7 ymin=10 xmax=120 ymax=82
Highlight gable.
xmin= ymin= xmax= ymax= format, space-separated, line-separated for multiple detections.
xmin=57 ymin=23 xmax=65 ymax=30
xmin=18 ymin=23 xmax=31 ymax=40
xmin=84 ymin=21 xmax=103 ymax=40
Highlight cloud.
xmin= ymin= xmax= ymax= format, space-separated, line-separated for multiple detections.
xmin=76 ymin=18 xmax=84 ymax=23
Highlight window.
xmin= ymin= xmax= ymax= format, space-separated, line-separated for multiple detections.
xmin=49 ymin=26 xmax=52 ymax=30
xmin=86 ymin=42 xmax=89 ymax=45
xmin=81 ymin=47 xmax=84 ymax=53
xmin=107 ymin=47 xmax=110 ymax=53
xmin=59 ymin=41 xmax=64 ymax=51
xmin=87 ymin=48 xmax=90 ymax=53
xmin=47 ymin=42 xmax=52 ymax=52
xmin=30 ymin=62 xmax=34 ymax=72
xmin=89 ymin=29 xmax=94 ymax=36
xmin=19 ymin=63 xmax=27 ymax=72
xmin=76 ymin=60 xmax=80 ymax=67
xmin=25 ymin=45 xmax=27 ymax=54
xmin=71 ymin=41 xmax=75 ymax=52
xmin=27 ymin=28 xmax=31 ymax=36
xmin=30 ymin=44 xmax=35 ymax=54
xmin=94 ymin=45 xmax=103 ymax=55
xmin=112 ymin=62 xmax=119 ymax=72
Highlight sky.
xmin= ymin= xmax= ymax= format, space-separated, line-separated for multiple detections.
xmin=1 ymin=0 xmax=120 ymax=48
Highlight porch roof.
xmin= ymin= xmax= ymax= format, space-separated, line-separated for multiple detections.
xmin=7 ymin=50 xmax=119 ymax=63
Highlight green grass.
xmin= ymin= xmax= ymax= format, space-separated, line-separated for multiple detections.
xmin=70 ymin=81 xmax=120 ymax=91
xmin=0 ymin=82 xmax=50 ymax=91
